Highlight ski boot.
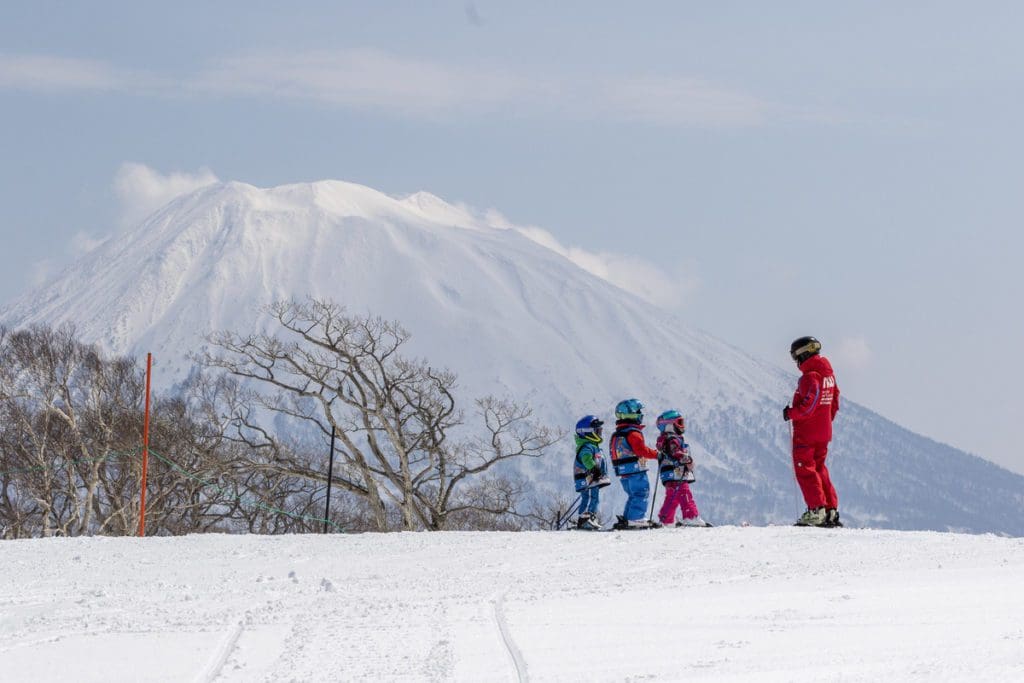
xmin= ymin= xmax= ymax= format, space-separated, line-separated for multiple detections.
xmin=576 ymin=513 xmax=601 ymax=531
xmin=794 ymin=507 xmax=827 ymax=527
xmin=676 ymin=515 xmax=712 ymax=527
xmin=613 ymin=515 xmax=658 ymax=530
xmin=627 ymin=518 xmax=662 ymax=529
xmin=824 ymin=508 xmax=843 ymax=528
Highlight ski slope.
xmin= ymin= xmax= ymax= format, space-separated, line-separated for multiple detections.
xmin=2 ymin=528 xmax=1022 ymax=682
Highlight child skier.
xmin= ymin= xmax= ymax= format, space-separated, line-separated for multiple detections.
xmin=609 ymin=399 xmax=662 ymax=529
xmin=655 ymin=410 xmax=710 ymax=527
xmin=573 ymin=415 xmax=610 ymax=530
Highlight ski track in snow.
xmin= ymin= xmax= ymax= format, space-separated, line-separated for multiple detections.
xmin=492 ymin=590 xmax=528 ymax=683
xmin=2 ymin=527 xmax=1024 ymax=681
xmin=197 ymin=620 xmax=245 ymax=683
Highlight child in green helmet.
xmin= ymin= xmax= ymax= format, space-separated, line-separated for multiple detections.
xmin=573 ymin=414 xmax=610 ymax=530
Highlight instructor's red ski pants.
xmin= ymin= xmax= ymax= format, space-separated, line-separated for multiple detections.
xmin=792 ymin=441 xmax=837 ymax=510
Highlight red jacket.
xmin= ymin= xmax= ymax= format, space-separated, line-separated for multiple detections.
xmin=790 ymin=354 xmax=840 ymax=443
xmin=609 ymin=421 xmax=660 ymax=476
xmin=624 ymin=428 xmax=660 ymax=461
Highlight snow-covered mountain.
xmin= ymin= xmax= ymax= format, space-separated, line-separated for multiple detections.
xmin=3 ymin=180 xmax=1022 ymax=534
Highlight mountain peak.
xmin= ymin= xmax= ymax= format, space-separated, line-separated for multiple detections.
xmin=3 ymin=178 xmax=1022 ymax=534
xmin=173 ymin=179 xmax=487 ymax=233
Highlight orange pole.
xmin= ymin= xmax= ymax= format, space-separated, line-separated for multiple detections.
xmin=138 ymin=352 xmax=152 ymax=537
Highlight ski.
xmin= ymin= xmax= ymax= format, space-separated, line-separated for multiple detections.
xmin=605 ymin=515 xmax=662 ymax=531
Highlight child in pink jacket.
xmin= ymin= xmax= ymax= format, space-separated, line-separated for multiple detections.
xmin=655 ymin=410 xmax=710 ymax=527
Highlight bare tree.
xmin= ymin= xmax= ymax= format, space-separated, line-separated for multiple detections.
xmin=200 ymin=298 xmax=558 ymax=531
xmin=0 ymin=324 xmax=145 ymax=536
xmin=0 ymin=309 xmax=558 ymax=538
xmin=0 ymin=327 xmax=244 ymax=536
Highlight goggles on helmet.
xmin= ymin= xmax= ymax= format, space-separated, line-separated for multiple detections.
xmin=656 ymin=412 xmax=685 ymax=433
xmin=790 ymin=337 xmax=822 ymax=362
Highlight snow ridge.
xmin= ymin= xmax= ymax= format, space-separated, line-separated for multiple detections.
xmin=2 ymin=529 xmax=1023 ymax=681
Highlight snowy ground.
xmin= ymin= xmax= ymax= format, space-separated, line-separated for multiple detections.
xmin=2 ymin=527 xmax=1022 ymax=682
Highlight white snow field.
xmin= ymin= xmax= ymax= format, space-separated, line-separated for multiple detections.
xmin=2 ymin=528 xmax=1022 ymax=682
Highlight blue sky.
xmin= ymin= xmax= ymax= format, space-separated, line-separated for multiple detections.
xmin=2 ymin=1 xmax=1022 ymax=473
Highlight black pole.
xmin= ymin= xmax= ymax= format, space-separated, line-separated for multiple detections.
xmin=648 ymin=470 xmax=660 ymax=525
xmin=556 ymin=494 xmax=582 ymax=530
xmin=323 ymin=426 xmax=336 ymax=534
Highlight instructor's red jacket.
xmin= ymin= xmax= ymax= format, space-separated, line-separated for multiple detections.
xmin=790 ymin=354 xmax=840 ymax=443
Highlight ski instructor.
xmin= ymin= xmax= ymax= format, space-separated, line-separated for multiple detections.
xmin=783 ymin=336 xmax=842 ymax=527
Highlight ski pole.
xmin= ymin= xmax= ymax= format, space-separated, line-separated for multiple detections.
xmin=556 ymin=494 xmax=582 ymax=530
xmin=788 ymin=417 xmax=802 ymax=510
xmin=561 ymin=499 xmax=580 ymax=529
xmin=648 ymin=469 xmax=660 ymax=524
xmin=558 ymin=498 xmax=581 ymax=530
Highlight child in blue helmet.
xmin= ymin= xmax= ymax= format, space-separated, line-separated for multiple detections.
xmin=573 ymin=415 xmax=610 ymax=530
xmin=655 ymin=410 xmax=710 ymax=527
xmin=609 ymin=399 xmax=662 ymax=529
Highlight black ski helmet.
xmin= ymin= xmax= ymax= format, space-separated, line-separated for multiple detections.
xmin=790 ymin=336 xmax=822 ymax=363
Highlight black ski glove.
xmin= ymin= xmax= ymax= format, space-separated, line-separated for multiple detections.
xmin=589 ymin=466 xmax=602 ymax=479
xmin=783 ymin=406 xmax=791 ymax=422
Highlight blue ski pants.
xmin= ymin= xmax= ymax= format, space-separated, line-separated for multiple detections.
xmin=579 ymin=486 xmax=600 ymax=516
xmin=619 ymin=473 xmax=650 ymax=521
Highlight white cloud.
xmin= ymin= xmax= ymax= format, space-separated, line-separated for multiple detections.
xmin=193 ymin=49 xmax=769 ymax=126
xmin=484 ymin=209 xmax=698 ymax=308
xmin=0 ymin=54 xmax=151 ymax=92
xmin=1 ymin=50 xmax=778 ymax=128
xmin=192 ymin=49 xmax=538 ymax=116
xmin=834 ymin=335 xmax=873 ymax=370
xmin=113 ymin=162 xmax=219 ymax=228
xmin=70 ymin=230 xmax=107 ymax=256
xmin=598 ymin=76 xmax=770 ymax=127
xmin=29 ymin=258 xmax=55 ymax=287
